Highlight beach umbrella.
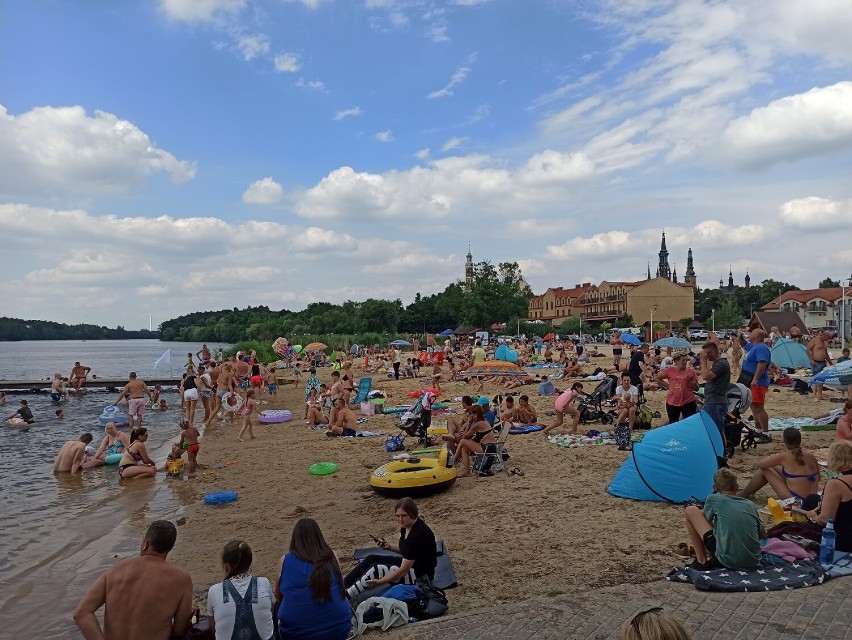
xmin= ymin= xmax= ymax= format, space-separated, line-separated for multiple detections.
xmin=771 ymin=338 xmax=810 ymax=370
xmin=621 ymin=333 xmax=642 ymax=346
xmin=303 ymin=342 xmax=328 ymax=352
xmin=389 ymin=339 xmax=412 ymax=346
xmin=272 ymin=337 xmax=290 ymax=357
xmin=810 ymin=359 xmax=852 ymax=388
xmin=653 ymin=336 xmax=692 ymax=349
xmin=440 ymin=328 xmax=454 ymax=336
xmin=465 ymin=361 xmax=526 ymax=377
xmin=293 ymin=345 xmax=303 ymax=353
xmin=543 ymin=332 xmax=555 ymax=340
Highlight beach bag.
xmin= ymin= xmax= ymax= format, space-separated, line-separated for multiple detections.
xmin=385 ymin=434 xmax=405 ymax=452
xmin=634 ymin=410 xmax=653 ymax=430
xmin=736 ymin=369 xmax=754 ymax=387
xmin=360 ymin=401 xmax=375 ymax=416
xmin=406 ymin=577 xmax=448 ymax=620
xmin=184 ymin=609 xmax=215 ymax=640
xmin=614 ymin=424 xmax=631 ymax=448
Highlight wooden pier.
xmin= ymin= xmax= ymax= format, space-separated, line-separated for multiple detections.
xmin=0 ymin=378 xmax=184 ymax=392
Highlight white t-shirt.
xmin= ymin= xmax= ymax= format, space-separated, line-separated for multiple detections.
xmin=207 ymin=575 xmax=275 ymax=640
xmin=615 ymin=385 xmax=638 ymax=403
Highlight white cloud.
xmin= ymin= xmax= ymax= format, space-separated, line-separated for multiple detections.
xmin=427 ymin=26 xmax=449 ymax=43
xmin=454 ymin=0 xmax=490 ymax=5
xmin=284 ymin=0 xmax=324 ymax=7
xmin=274 ymin=53 xmax=301 ymax=73
xmin=375 ymin=130 xmax=394 ymax=142
xmin=159 ymin=0 xmax=245 ymax=22
xmin=778 ymin=196 xmax=852 ymax=231
xmin=0 ymin=104 xmax=195 ymax=196
xmin=242 ymin=177 xmax=284 ymax=205
xmin=720 ymin=82 xmax=852 ymax=170
xmin=519 ymin=150 xmax=596 ymax=185
xmin=428 ymin=65 xmax=470 ymax=99
xmin=441 ymin=137 xmax=466 ymax=151
xmin=333 ymin=107 xmax=363 ymax=121
xmin=296 ymin=78 xmax=326 ymax=92
xmin=237 ymin=33 xmax=270 ymax=61
xmin=415 ymin=148 xmax=430 ymax=160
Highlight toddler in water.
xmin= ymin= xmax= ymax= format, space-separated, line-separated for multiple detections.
xmin=238 ymin=390 xmax=257 ymax=441
xmin=151 ymin=384 xmax=162 ymax=406
xmin=158 ymin=399 xmax=168 ymax=411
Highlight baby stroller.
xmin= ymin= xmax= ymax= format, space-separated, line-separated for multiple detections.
xmin=577 ymin=375 xmax=619 ymax=424
xmin=398 ymin=396 xmax=430 ymax=446
xmin=723 ymin=383 xmax=764 ymax=458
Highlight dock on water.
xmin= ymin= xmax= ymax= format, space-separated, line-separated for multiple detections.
xmin=0 ymin=378 xmax=184 ymax=392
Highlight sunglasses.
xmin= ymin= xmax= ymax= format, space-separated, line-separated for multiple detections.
xmin=629 ymin=607 xmax=663 ymax=637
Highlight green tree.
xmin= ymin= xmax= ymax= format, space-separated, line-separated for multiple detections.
xmin=615 ymin=313 xmax=634 ymax=327
xmin=461 ymin=261 xmax=531 ymax=327
xmin=713 ymin=299 xmax=744 ymax=329
xmin=678 ymin=317 xmax=693 ymax=329
xmin=819 ymin=277 xmax=840 ymax=288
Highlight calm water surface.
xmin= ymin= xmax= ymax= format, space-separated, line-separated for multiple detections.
xmin=0 ymin=340 xmax=228 ymax=637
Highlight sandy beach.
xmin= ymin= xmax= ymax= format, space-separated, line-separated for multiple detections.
xmin=166 ymin=348 xmax=842 ymax=614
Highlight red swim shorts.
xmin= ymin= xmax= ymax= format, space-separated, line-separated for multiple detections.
xmin=750 ymin=385 xmax=768 ymax=404
xmin=250 ymin=375 xmax=263 ymax=386
xmin=187 ymin=443 xmax=200 ymax=456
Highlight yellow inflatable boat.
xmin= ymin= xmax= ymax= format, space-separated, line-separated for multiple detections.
xmin=370 ymin=448 xmax=457 ymax=498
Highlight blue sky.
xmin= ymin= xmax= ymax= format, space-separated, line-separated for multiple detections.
xmin=1 ymin=0 xmax=851 ymax=328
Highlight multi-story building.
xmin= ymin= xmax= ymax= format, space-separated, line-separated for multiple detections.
xmin=761 ymin=287 xmax=851 ymax=332
xmin=582 ymin=277 xmax=695 ymax=326
xmin=527 ymin=283 xmax=596 ymax=326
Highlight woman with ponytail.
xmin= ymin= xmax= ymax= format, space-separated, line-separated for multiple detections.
xmin=117 ymin=428 xmax=156 ymax=479
xmin=207 ymin=540 xmax=274 ymax=640
xmin=274 ymin=518 xmax=350 ymax=640
xmin=738 ymin=427 xmax=820 ymax=502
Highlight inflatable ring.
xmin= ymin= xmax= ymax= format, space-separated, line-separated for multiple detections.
xmin=104 ymin=453 xmax=123 ymax=465
xmin=258 ymin=409 xmax=292 ymax=424
xmin=221 ymin=392 xmax=244 ymax=413
xmin=370 ymin=453 xmax=457 ymax=498
xmin=309 ymin=462 xmax=338 ymax=476
xmin=204 ymin=490 xmax=238 ymax=505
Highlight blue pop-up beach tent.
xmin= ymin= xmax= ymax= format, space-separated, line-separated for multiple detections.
xmin=771 ymin=337 xmax=810 ymax=370
xmin=607 ymin=411 xmax=724 ymax=503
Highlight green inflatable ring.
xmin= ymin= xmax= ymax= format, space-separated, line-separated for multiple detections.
xmin=309 ymin=462 xmax=338 ymax=476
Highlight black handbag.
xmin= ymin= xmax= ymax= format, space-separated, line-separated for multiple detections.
xmin=736 ymin=369 xmax=754 ymax=387
xmin=409 ymin=577 xmax=448 ymax=620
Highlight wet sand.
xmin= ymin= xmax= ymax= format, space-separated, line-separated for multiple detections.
xmin=165 ymin=350 xmax=841 ymax=613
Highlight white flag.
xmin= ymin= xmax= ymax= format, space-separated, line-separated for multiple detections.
xmin=154 ymin=349 xmax=171 ymax=368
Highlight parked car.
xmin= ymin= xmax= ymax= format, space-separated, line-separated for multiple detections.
xmin=689 ymin=329 xmax=708 ymax=340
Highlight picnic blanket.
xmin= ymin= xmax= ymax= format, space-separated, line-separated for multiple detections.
xmin=666 ymin=560 xmax=826 ymax=591
xmin=769 ymin=417 xmax=825 ymax=431
xmin=826 ymin=551 xmax=852 ymax=578
xmin=549 ymin=432 xmax=617 ymax=448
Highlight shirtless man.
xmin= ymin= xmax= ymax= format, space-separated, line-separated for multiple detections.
xmin=74 ymin=520 xmax=193 ymax=640
xmin=196 ymin=344 xmax=212 ymax=365
xmin=70 ymin=361 xmax=91 ymax=391
xmin=328 ymin=371 xmax=343 ymax=425
xmin=114 ymin=372 xmax=152 ymax=430
xmin=327 ymin=398 xmax=359 ymax=437
xmin=53 ymin=434 xmax=95 ymax=473
xmin=444 ymin=396 xmax=474 ymax=448
xmin=50 ymin=373 xmax=67 ymax=401
xmin=807 ymin=331 xmax=835 ymax=401
xmin=233 ymin=353 xmax=250 ymax=388
xmin=516 ymin=395 xmax=541 ymax=425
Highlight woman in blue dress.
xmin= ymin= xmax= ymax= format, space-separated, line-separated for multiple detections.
xmin=274 ymin=518 xmax=351 ymax=639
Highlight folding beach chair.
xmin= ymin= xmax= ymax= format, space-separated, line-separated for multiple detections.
xmin=473 ymin=421 xmax=512 ymax=478
xmin=350 ymin=377 xmax=372 ymax=405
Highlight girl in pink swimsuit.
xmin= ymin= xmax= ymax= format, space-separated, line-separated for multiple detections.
xmin=238 ymin=391 xmax=256 ymax=441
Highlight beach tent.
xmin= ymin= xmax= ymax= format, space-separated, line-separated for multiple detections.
xmin=770 ymin=338 xmax=810 ymax=370
xmin=439 ymin=328 xmax=454 ymax=336
xmin=607 ymin=411 xmax=724 ymax=503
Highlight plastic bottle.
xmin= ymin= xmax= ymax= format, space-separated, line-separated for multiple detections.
xmin=819 ymin=519 xmax=836 ymax=565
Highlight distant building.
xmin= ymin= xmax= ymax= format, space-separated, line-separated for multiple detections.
xmin=582 ymin=277 xmax=694 ymax=325
xmin=464 ymin=244 xmax=474 ymax=291
xmin=718 ymin=267 xmax=750 ymax=296
xmin=651 ymin=232 xmax=697 ymax=291
xmin=527 ymin=284 xmax=596 ymax=326
xmin=761 ymin=287 xmax=850 ymax=332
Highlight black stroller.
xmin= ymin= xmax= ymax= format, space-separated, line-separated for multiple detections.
xmin=398 ymin=396 xmax=431 ymax=446
xmin=577 ymin=375 xmax=619 ymax=424
xmin=723 ymin=383 xmax=765 ymax=458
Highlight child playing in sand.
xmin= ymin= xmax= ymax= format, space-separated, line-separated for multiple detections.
xmin=238 ymin=390 xmax=257 ymax=441
xmin=266 ymin=366 xmax=279 ymax=400
xmin=178 ymin=418 xmax=201 ymax=473
xmin=290 ymin=363 xmax=303 ymax=387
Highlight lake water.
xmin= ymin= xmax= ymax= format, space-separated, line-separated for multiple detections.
xmin=0 ymin=340 xmax=228 ymax=638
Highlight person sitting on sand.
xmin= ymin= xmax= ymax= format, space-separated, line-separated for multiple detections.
xmin=327 ymin=398 xmax=359 ymax=437
xmin=453 ymin=405 xmax=496 ymax=478
xmin=442 ymin=396 xmax=474 ymax=449
xmin=364 ymin=498 xmax=438 ymax=587
xmin=500 ymin=395 xmax=519 ymax=423
xmin=737 ymin=427 xmax=820 ymax=502
xmin=178 ymin=419 xmax=200 ymax=474
xmin=118 ymin=428 xmax=157 ymax=480
xmin=74 ymin=520 xmax=193 ymax=640
xmin=838 ymin=400 xmax=852 ymax=443
xmin=805 ymin=441 xmax=852 ymax=552
xmin=90 ymin=422 xmax=131 ymax=467
xmin=684 ymin=469 xmax=764 ymax=571
xmin=516 ymin=395 xmax=541 ymax=425
xmin=543 ymin=383 xmax=583 ymax=436
xmin=54 ymin=434 xmax=95 ymax=473
xmin=614 ymin=374 xmax=638 ymax=431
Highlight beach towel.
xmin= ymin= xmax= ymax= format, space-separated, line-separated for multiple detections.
xmin=666 ymin=559 xmax=826 ymax=591
xmin=825 ymin=551 xmax=852 ymax=578
xmin=549 ymin=433 xmax=617 ymax=448
xmin=768 ymin=417 xmax=820 ymax=431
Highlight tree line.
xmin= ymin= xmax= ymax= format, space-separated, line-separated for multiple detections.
xmin=0 ymin=317 xmax=159 ymax=341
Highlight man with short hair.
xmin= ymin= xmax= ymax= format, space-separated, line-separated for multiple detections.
xmin=627 ymin=343 xmax=649 ymax=399
xmin=807 ymin=331 xmax=834 ymax=401
xmin=699 ymin=341 xmax=730 ymax=440
xmin=742 ymin=329 xmax=772 ymax=442
xmin=516 ymin=394 xmax=541 ymax=425
xmin=327 ymin=398 xmax=359 ymax=437
xmin=70 ymin=361 xmax=91 ymax=391
xmin=114 ymin=372 xmax=152 ymax=430
xmin=472 ymin=341 xmax=487 ymax=366
xmin=53 ymin=433 xmax=94 ymax=473
xmin=50 ymin=373 xmax=67 ymax=401
xmin=74 ymin=520 xmax=193 ymax=640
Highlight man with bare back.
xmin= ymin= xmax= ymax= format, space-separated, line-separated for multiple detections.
xmin=807 ymin=331 xmax=835 ymax=401
xmin=70 ymin=361 xmax=91 ymax=391
xmin=114 ymin=372 xmax=152 ymax=430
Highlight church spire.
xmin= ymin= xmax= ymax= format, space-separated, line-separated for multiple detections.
xmin=672 ymin=263 xmax=678 ymax=283
xmin=647 ymin=263 xmax=651 ymax=280
xmin=657 ymin=231 xmax=671 ymax=280
xmin=728 ymin=266 xmax=734 ymax=288
xmin=685 ymin=248 xmax=695 ymax=277
xmin=464 ymin=243 xmax=474 ymax=290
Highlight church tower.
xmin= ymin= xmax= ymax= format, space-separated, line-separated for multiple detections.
xmin=465 ymin=243 xmax=474 ymax=290
xmin=684 ymin=247 xmax=697 ymax=290
xmin=672 ymin=264 xmax=678 ymax=283
xmin=728 ymin=267 xmax=734 ymax=289
xmin=656 ymin=232 xmax=671 ymax=280
xmin=744 ymin=270 xmax=751 ymax=288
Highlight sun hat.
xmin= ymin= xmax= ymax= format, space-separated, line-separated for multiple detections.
xmin=476 ymin=396 xmax=490 ymax=406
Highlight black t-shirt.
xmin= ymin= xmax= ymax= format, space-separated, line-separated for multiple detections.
xmin=399 ymin=518 xmax=437 ymax=580
xmin=19 ymin=406 xmax=34 ymax=422
xmin=184 ymin=375 xmax=197 ymax=390
xmin=704 ymin=358 xmax=731 ymax=404
xmin=627 ymin=351 xmax=645 ymax=384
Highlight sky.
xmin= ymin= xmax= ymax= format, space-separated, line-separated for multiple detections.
xmin=1 ymin=0 xmax=851 ymax=329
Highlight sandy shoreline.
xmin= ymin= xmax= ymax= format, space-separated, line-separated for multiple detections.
xmin=165 ymin=348 xmax=841 ymax=614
